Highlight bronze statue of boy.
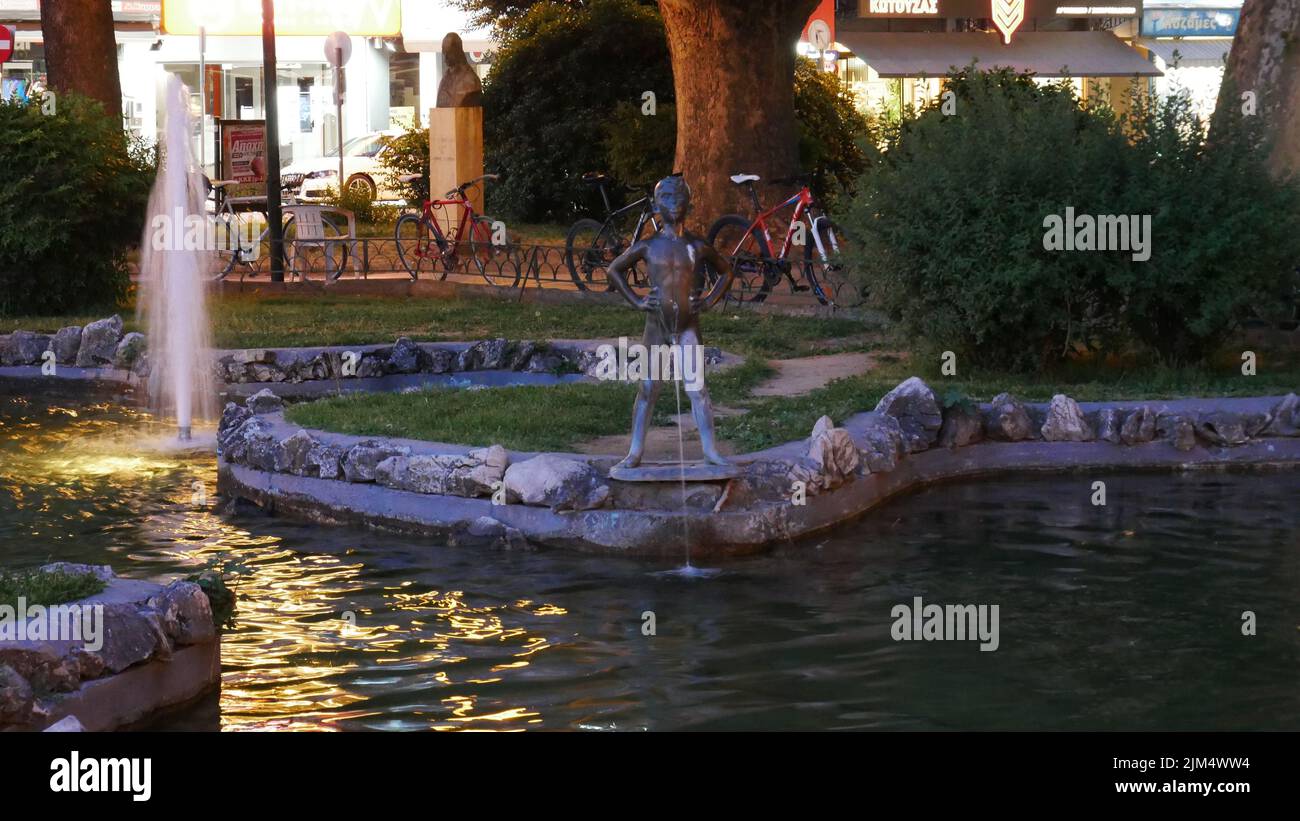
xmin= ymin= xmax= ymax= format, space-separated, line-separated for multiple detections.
xmin=606 ymin=175 xmax=735 ymax=468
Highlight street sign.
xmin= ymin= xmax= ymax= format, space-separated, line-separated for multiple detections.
xmin=0 ymin=25 xmax=16 ymax=64
xmin=324 ymin=31 xmax=352 ymax=67
xmin=807 ymin=19 xmax=831 ymax=51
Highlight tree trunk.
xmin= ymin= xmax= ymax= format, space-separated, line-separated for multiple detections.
xmin=40 ymin=0 xmax=122 ymax=123
xmin=1214 ymin=0 xmax=1300 ymax=177
xmin=659 ymin=0 xmax=818 ymax=229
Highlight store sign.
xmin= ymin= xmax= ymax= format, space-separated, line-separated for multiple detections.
xmin=162 ymin=0 xmax=402 ymax=36
xmin=993 ymin=0 xmax=1026 ymax=44
xmin=867 ymin=0 xmax=939 ymax=13
xmin=1142 ymin=8 xmax=1238 ymax=37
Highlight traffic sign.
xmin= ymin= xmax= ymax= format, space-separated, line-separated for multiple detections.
xmin=0 ymin=25 xmax=16 ymax=64
xmin=324 ymin=31 xmax=351 ymax=68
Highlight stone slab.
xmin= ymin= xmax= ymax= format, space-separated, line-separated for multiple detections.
xmin=609 ymin=462 xmax=741 ymax=482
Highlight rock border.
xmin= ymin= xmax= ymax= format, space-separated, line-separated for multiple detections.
xmin=215 ymin=379 xmax=1300 ymax=557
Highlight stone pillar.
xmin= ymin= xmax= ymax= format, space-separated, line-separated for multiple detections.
xmin=428 ymin=106 xmax=485 ymax=220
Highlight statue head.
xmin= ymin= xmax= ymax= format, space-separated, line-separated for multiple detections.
xmin=653 ymin=174 xmax=690 ymax=226
xmin=442 ymin=32 xmax=468 ymax=67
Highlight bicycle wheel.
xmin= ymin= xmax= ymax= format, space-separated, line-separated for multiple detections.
xmin=707 ymin=214 xmax=775 ymax=304
xmin=395 ymin=213 xmax=445 ymax=281
xmin=804 ymin=218 xmax=864 ymax=308
xmin=468 ymin=215 xmax=520 ymax=289
xmin=211 ymin=211 xmax=251 ymax=280
xmin=564 ymin=218 xmax=622 ymax=291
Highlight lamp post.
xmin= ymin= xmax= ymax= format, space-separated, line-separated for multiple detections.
xmin=261 ymin=0 xmax=285 ymax=281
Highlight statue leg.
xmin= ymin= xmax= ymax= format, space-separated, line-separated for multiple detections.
xmin=679 ymin=329 xmax=730 ymax=466
xmin=618 ymin=378 xmax=661 ymax=469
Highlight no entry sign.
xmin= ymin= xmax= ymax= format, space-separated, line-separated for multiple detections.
xmin=0 ymin=25 xmax=15 ymax=64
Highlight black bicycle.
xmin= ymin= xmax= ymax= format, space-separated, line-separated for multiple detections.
xmin=563 ymin=172 xmax=658 ymax=292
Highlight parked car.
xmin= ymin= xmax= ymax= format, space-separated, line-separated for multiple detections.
xmin=282 ymin=130 xmax=402 ymax=202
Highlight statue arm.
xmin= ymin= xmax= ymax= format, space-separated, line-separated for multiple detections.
xmin=607 ymin=242 xmax=652 ymax=310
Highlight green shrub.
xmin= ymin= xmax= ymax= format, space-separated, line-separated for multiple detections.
xmin=378 ymin=123 xmax=429 ymax=207
xmin=0 ymin=94 xmax=154 ymax=316
xmin=0 ymin=568 xmax=105 ymax=607
xmin=320 ymin=185 xmax=400 ymax=229
xmin=604 ymin=100 xmax=678 ymax=192
xmin=842 ymin=67 xmax=1300 ymax=370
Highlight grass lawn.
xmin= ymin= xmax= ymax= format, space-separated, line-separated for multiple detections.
xmin=2 ymin=293 xmax=868 ymax=358
xmin=0 ymin=568 xmax=106 ymax=607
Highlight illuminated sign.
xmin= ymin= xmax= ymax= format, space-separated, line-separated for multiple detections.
xmin=868 ymin=0 xmax=939 ymax=12
xmin=161 ymin=0 xmax=402 ymax=36
xmin=1054 ymin=5 xmax=1138 ymax=13
xmin=992 ymin=0 xmax=1026 ymax=43
xmin=1142 ymin=8 xmax=1238 ymax=37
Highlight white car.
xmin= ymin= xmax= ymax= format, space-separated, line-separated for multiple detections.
xmin=282 ymin=130 xmax=403 ymax=202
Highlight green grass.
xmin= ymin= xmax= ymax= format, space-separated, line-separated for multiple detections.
xmin=0 ymin=569 xmax=106 ymax=607
xmin=287 ymin=357 xmax=772 ymax=452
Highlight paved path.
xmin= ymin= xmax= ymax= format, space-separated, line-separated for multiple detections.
xmin=751 ymin=351 xmax=877 ymax=398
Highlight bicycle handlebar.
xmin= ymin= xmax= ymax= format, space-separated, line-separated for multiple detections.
xmin=444 ymin=174 xmax=499 ymax=198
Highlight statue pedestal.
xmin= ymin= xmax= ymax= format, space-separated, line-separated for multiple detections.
xmin=609 ymin=461 xmax=740 ymax=483
xmin=428 ymin=106 xmax=485 ymax=218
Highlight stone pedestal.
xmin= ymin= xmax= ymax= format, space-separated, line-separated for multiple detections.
xmin=609 ymin=461 xmax=740 ymax=483
xmin=429 ymin=106 xmax=485 ymax=220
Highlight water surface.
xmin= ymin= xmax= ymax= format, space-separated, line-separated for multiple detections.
xmin=2 ymin=396 xmax=1297 ymax=731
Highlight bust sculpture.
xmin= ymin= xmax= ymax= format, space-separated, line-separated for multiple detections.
xmin=436 ymin=33 xmax=483 ymax=108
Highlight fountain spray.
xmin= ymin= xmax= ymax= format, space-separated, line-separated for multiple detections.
xmin=140 ymin=76 xmax=215 ymax=441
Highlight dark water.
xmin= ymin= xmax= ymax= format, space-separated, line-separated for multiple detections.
xmin=2 ymin=396 xmax=1298 ymax=731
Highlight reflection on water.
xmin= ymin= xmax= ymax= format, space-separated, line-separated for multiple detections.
xmin=2 ymin=395 xmax=1299 ymax=731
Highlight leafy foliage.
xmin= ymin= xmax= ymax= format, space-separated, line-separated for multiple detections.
xmin=482 ymin=0 xmax=674 ymax=222
xmin=0 ymin=94 xmax=154 ymax=316
xmin=377 ymin=123 xmax=429 ymax=206
xmin=0 ymin=568 xmax=106 ymax=607
xmin=792 ymin=58 xmax=872 ymax=212
xmin=841 ymin=67 xmax=1300 ymax=370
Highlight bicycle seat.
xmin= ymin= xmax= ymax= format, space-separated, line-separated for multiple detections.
xmin=730 ymin=173 xmax=761 ymax=185
xmin=397 ymin=173 xmax=422 ymax=183
xmin=209 ymin=179 xmax=238 ymax=189
xmin=582 ymin=172 xmax=610 ymax=185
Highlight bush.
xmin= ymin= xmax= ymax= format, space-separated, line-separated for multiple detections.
xmin=604 ymin=100 xmax=678 ymax=192
xmin=378 ymin=123 xmax=429 ymax=207
xmin=0 ymin=94 xmax=154 ymax=315
xmin=320 ymin=185 xmax=401 ymax=229
xmin=841 ymin=67 xmax=1300 ymax=371
xmin=483 ymin=0 xmax=674 ymax=222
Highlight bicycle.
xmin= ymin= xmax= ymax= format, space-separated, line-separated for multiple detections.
xmin=394 ymin=174 xmax=516 ymax=287
xmin=706 ymin=173 xmax=861 ymax=307
xmin=563 ymin=172 xmax=659 ymax=292
xmin=209 ymin=178 xmax=347 ymax=282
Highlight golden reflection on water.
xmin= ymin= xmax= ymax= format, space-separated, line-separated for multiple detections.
xmin=1 ymin=399 xmax=564 ymax=731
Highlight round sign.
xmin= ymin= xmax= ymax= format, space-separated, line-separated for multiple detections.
xmin=0 ymin=25 xmax=16 ymax=64
xmin=807 ymin=19 xmax=831 ymax=51
xmin=324 ymin=31 xmax=352 ymax=67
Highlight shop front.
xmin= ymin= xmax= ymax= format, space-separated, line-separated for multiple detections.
xmin=1134 ymin=1 xmax=1239 ymax=119
xmin=828 ymin=0 xmax=1161 ymax=115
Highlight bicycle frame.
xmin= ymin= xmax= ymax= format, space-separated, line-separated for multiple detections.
xmin=744 ymin=186 xmax=817 ymax=262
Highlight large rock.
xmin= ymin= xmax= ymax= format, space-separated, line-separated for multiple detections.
xmin=1264 ymin=393 xmax=1300 ymax=437
xmin=274 ymin=430 xmax=317 ymax=474
xmin=873 ymin=377 xmax=942 ymax=453
xmin=1196 ymin=411 xmax=1249 ymax=447
xmin=806 ymin=416 xmax=861 ymax=489
xmin=938 ymin=403 xmax=985 ymax=448
xmin=86 ymin=603 xmax=169 ymax=674
xmin=307 ymin=441 xmax=345 ymax=480
xmin=503 ymin=454 xmax=609 ymax=511
xmin=341 ymin=441 xmax=412 ymax=483
xmin=217 ymin=402 xmax=253 ymax=455
xmin=112 ymin=332 xmax=146 ymax=369
xmin=0 ymin=665 xmax=34 ymax=725
xmin=985 ymin=393 xmax=1035 ymax=441
xmin=246 ymin=388 xmax=284 ymax=415
xmin=458 ymin=338 xmax=511 ymax=371
xmin=1 ymin=330 xmax=51 ymax=365
xmin=1120 ymin=406 xmax=1158 ymax=444
xmin=1095 ymin=408 xmax=1122 ymax=444
xmin=75 ymin=316 xmax=124 ymax=367
xmin=427 ymin=348 xmax=455 ymax=374
xmin=1041 ymin=395 xmax=1094 ymax=442
xmin=388 ymin=337 xmax=423 ymax=374
xmin=1157 ymin=413 xmax=1196 ymax=452
xmin=149 ymin=581 xmax=215 ymax=646
xmin=445 ymin=445 xmax=510 ymax=497
xmin=855 ymin=414 xmax=905 ymax=473
xmin=221 ymin=415 xmax=274 ymax=466
xmin=49 ymin=326 xmax=82 ymax=364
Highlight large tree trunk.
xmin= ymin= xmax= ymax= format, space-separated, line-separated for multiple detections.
xmin=40 ymin=0 xmax=122 ymax=122
xmin=659 ymin=0 xmax=818 ymax=228
xmin=1215 ymin=0 xmax=1300 ymax=177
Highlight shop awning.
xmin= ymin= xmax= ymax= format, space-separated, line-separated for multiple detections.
xmin=836 ymin=31 xmax=1163 ymax=78
xmin=1134 ymin=37 xmax=1231 ymax=68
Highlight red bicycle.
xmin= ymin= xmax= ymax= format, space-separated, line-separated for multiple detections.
xmin=394 ymin=173 xmax=515 ymax=287
xmin=706 ymin=173 xmax=860 ymax=306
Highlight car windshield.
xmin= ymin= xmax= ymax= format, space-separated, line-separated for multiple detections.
xmin=325 ymin=135 xmax=385 ymax=158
